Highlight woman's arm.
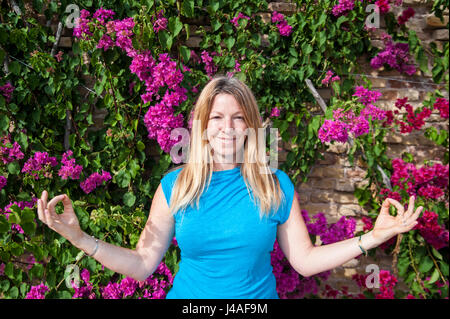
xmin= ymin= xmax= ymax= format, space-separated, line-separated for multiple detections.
xmin=38 ymin=183 xmax=174 ymax=282
xmin=277 ymin=191 xmax=421 ymax=277
xmin=292 ymin=230 xmax=381 ymax=277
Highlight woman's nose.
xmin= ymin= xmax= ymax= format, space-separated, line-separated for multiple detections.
xmin=220 ymin=117 xmax=234 ymax=130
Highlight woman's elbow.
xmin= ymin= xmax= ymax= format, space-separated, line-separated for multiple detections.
xmin=295 ymin=266 xmax=313 ymax=278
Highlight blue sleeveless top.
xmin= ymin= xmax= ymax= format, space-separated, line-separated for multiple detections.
xmin=160 ymin=166 xmax=295 ymax=299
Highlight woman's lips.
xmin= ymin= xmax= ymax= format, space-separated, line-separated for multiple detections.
xmin=217 ymin=137 xmax=236 ymax=143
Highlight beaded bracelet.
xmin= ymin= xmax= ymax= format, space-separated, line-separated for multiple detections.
xmin=358 ymin=235 xmax=368 ymax=257
xmin=87 ymin=236 xmax=99 ymax=257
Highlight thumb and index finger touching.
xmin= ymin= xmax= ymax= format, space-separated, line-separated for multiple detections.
xmin=381 ymin=195 xmax=423 ymax=218
xmin=37 ymin=190 xmax=72 ymax=218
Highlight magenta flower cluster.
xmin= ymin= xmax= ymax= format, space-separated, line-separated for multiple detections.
xmin=331 ymin=0 xmax=355 ymax=17
xmin=318 ymin=85 xmax=388 ymax=144
xmin=434 ymin=97 xmax=449 ymax=119
xmin=21 ymin=151 xmax=58 ymax=180
xmin=152 ymin=9 xmax=168 ymax=33
xmin=58 ymin=150 xmax=83 ymax=180
xmin=1 ymin=135 xmax=24 ymax=164
xmin=80 ymin=170 xmax=112 ymax=194
xmin=375 ymin=0 xmax=391 ymax=14
xmin=72 ymin=268 xmax=96 ymax=299
xmin=370 ymin=32 xmax=416 ymax=76
xmin=201 ymin=50 xmax=219 ymax=77
xmin=393 ymin=97 xmax=432 ymax=134
xmin=302 ymin=210 xmax=356 ymax=245
xmin=318 ymin=119 xmax=351 ymax=143
xmin=271 ymin=11 xmax=293 ymax=36
xmin=376 ymin=270 xmax=398 ymax=299
xmin=230 ymin=12 xmax=250 ymax=28
xmin=0 ymin=175 xmax=6 ymax=191
xmin=270 ymin=107 xmax=281 ymax=118
xmin=25 ymin=283 xmax=49 ymax=299
xmin=73 ymin=9 xmax=93 ymax=39
xmin=0 ymin=82 xmax=14 ymax=103
xmin=321 ymin=70 xmax=340 ymax=86
xmin=73 ymin=8 xmax=188 ymax=154
xmin=352 ymin=85 xmax=383 ymax=109
xmin=72 ymin=261 xmax=173 ymax=299
xmin=390 ymin=157 xmax=449 ymax=201
xmin=398 ymin=7 xmax=415 ymax=25
xmin=414 ymin=210 xmax=449 ymax=250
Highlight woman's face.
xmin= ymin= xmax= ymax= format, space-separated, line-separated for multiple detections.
xmin=206 ymin=93 xmax=248 ymax=164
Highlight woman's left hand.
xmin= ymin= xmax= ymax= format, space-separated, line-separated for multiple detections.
xmin=372 ymin=196 xmax=424 ymax=243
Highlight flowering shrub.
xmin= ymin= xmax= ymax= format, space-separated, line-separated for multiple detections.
xmin=317 ymin=86 xmax=448 ymax=298
xmin=0 ymin=0 xmax=447 ymax=299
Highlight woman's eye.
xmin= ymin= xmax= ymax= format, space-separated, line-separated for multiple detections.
xmin=210 ymin=116 xmax=243 ymax=120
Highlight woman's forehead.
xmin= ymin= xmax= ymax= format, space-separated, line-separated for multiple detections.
xmin=210 ymin=94 xmax=243 ymax=113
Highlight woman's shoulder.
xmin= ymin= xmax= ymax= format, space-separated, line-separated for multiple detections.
xmin=270 ymin=167 xmax=289 ymax=178
xmin=161 ymin=164 xmax=185 ymax=183
xmin=271 ymin=167 xmax=294 ymax=188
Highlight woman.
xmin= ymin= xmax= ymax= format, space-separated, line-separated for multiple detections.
xmin=37 ymin=75 xmax=423 ymax=299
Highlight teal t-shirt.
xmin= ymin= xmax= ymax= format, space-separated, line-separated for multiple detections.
xmin=161 ymin=165 xmax=295 ymax=299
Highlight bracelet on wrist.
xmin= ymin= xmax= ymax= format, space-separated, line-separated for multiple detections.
xmin=86 ymin=236 xmax=99 ymax=257
xmin=358 ymin=234 xmax=368 ymax=257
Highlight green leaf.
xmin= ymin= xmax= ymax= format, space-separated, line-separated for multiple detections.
xmin=168 ymin=16 xmax=183 ymax=37
xmin=158 ymin=30 xmax=173 ymax=50
xmin=4 ymin=263 xmax=14 ymax=279
xmin=431 ymin=247 xmax=443 ymax=260
xmin=0 ymin=279 xmax=10 ymax=292
xmin=418 ymin=256 xmax=433 ymax=273
xmin=8 ymin=212 xmax=21 ymax=225
xmin=123 ymin=192 xmax=136 ymax=207
xmin=22 ymin=222 xmax=36 ymax=235
xmin=9 ymin=286 xmax=19 ymax=298
xmin=8 ymin=61 xmax=21 ymax=75
xmin=224 ymin=37 xmax=235 ymax=50
xmin=0 ymin=115 xmax=9 ymax=132
xmin=336 ymin=16 xmax=348 ymax=28
xmin=116 ymin=169 xmax=131 ymax=188
xmin=21 ymin=208 xmax=35 ymax=223
xmin=374 ymin=144 xmax=383 ymax=156
xmin=181 ymin=0 xmax=194 ymax=18
xmin=0 ymin=215 xmax=9 ymax=233
xmin=16 ymin=131 xmax=29 ymax=151
xmin=136 ymin=140 xmax=145 ymax=152
xmin=428 ymin=268 xmax=440 ymax=284
xmin=211 ymin=18 xmax=222 ymax=32
xmin=179 ymin=45 xmax=191 ymax=63
xmin=302 ymin=43 xmax=313 ymax=55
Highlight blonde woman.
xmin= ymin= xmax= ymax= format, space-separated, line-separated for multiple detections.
xmin=37 ymin=75 xmax=423 ymax=299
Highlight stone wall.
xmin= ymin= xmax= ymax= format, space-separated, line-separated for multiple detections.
xmin=35 ymin=0 xmax=448 ymax=296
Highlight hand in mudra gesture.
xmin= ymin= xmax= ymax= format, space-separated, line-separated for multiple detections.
xmin=37 ymin=190 xmax=83 ymax=243
xmin=372 ymin=195 xmax=423 ymax=242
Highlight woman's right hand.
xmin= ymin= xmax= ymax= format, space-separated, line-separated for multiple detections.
xmin=37 ymin=190 xmax=83 ymax=244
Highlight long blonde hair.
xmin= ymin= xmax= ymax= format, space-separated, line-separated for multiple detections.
xmin=165 ymin=75 xmax=284 ymax=220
